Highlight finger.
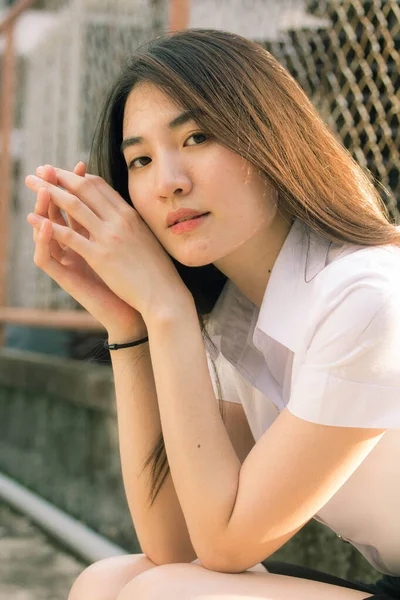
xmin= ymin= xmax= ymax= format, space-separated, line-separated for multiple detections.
xmin=52 ymin=168 xmax=117 ymax=219
xmin=37 ymin=163 xmax=129 ymax=214
xmin=31 ymin=217 xmax=64 ymax=266
xmin=33 ymin=187 xmax=50 ymax=243
xmin=54 ymin=167 xmax=126 ymax=211
xmin=37 ymin=164 xmax=58 ymax=186
xmin=47 ymin=199 xmax=71 ymax=251
xmin=43 ymin=163 xmax=88 ymax=236
xmin=46 ymin=198 xmax=89 ymax=241
xmin=36 ymin=164 xmax=89 ymax=239
xmin=48 ymin=199 xmax=67 ymax=226
xmin=36 ymin=165 xmax=67 ymax=230
xmin=25 ymin=176 xmax=104 ymax=235
xmin=68 ymin=162 xmax=90 ymax=235
xmin=73 ymin=161 xmax=86 ymax=177
xmin=34 ymin=189 xmax=48 ymax=215
xmin=28 ymin=213 xmax=94 ymax=266
xmin=40 ymin=162 xmax=86 ymax=184
xmin=29 ymin=216 xmax=70 ymax=263
xmin=32 ymin=219 xmax=75 ymax=287
xmin=34 ymin=185 xmax=68 ymax=250
xmin=30 ymin=190 xmax=65 ymax=258
xmin=39 ymin=164 xmax=74 ymax=228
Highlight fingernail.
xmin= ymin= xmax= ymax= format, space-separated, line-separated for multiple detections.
xmin=36 ymin=166 xmax=44 ymax=176
xmin=28 ymin=213 xmax=42 ymax=223
xmin=40 ymin=220 xmax=47 ymax=232
xmin=26 ymin=175 xmax=41 ymax=185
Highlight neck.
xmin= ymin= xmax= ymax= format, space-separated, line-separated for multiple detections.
xmin=214 ymin=210 xmax=294 ymax=309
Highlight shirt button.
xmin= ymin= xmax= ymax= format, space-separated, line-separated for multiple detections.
xmin=337 ymin=534 xmax=350 ymax=543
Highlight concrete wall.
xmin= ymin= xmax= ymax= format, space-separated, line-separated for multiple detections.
xmin=0 ymin=347 xmax=138 ymax=553
xmin=0 ymin=347 xmax=382 ymax=582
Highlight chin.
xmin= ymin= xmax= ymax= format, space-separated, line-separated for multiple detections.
xmin=172 ymin=248 xmax=217 ymax=268
xmin=176 ymin=256 xmax=212 ymax=268
xmin=167 ymin=240 xmax=221 ymax=268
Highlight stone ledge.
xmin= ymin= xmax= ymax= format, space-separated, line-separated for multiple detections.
xmin=0 ymin=348 xmax=115 ymax=414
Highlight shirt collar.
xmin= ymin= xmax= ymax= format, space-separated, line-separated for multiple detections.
xmin=205 ymin=218 xmax=333 ymax=359
xmin=253 ymin=217 xmax=333 ymax=353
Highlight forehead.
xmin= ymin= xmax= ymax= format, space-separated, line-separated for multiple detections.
xmin=123 ymin=82 xmax=182 ymax=132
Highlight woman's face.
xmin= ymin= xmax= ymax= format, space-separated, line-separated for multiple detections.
xmin=122 ymin=81 xmax=280 ymax=269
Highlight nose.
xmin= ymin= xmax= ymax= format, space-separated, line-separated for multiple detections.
xmin=153 ymin=156 xmax=192 ymax=199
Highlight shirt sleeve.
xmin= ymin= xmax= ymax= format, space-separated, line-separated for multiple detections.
xmin=287 ymin=282 xmax=400 ymax=428
xmin=205 ymin=350 xmax=242 ymax=404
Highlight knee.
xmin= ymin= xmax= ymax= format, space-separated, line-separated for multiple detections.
xmin=68 ymin=559 xmax=108 ymax=600
xmin=68 ymin=554 xmax=156 ymax=600
xmin=115 ymin=563 xmax=201 ymax=600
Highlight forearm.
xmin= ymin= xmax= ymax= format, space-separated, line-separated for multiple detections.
xmin=109 ymin=339 xmax=197 ymax=565
xmin=145 ymin=300 xmax=241 ymax=566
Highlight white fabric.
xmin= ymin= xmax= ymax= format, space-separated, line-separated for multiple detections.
xmin=204 ymin=217 xmax=400 ymax=576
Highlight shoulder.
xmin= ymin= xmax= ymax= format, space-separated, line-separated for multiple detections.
xmin=314 ymin=243 xmax=400 ymax=315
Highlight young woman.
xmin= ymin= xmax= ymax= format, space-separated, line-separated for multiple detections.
xmin=25 ymin=29 xmax=400 ymax=600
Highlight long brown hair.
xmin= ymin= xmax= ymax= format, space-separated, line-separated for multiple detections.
xmin=88 ymin=28 xmax=400 ymax=508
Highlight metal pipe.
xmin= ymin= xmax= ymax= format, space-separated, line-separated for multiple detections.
xmin=0 ymin=24 xmax=16 ymax=347
xmin=169 ymin=0 xmax=190 ymax=31
xmin=0 ymin=0 xmax=36 ymax=33
xmin=0 ymin=0 xmax=37 ymax=346
xmin=0 ymin=471 xmax=127 ymax=563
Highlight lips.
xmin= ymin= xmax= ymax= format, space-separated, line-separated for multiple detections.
xmin=169 ymin=212 xmax=210 ymax=234
xmin=167 ymin=209 xmax=210 ymax=228
xmin=175 ymin=213 xmax=209 ymax=224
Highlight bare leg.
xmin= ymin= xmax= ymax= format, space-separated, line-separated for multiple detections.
xmin=67 ymin=553 xmax=268 ymax=600
xmin=67 ymin=553 xmax=158 ymax=600
xmin=115 ymin=562 xmax=372 ymax=600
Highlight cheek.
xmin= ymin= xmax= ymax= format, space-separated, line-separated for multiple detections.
xmin=205 ymin=154 xmax=238 ymax=183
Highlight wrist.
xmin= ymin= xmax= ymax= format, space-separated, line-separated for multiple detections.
xmin=142 ymin=292 xmax=196 ymax=329
xmin=106 ymin=327 xmax=148 ymax=347
xmin=106 ymin=338 xmax=149 ymax=352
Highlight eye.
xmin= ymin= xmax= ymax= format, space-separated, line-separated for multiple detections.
xmin=128 ymin=156 xmax=151 ymax=170
xmin=127 ymin=132 xmax=208 ymax=170
xmin=185 ymin=132 xmax=208 ymax=145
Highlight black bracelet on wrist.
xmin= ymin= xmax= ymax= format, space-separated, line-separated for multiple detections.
xmin=104 ymin=336 xmax=149 ymax=351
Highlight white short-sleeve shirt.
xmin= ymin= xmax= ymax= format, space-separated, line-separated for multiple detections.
xmin=204 ymin=217 xmax=400 ymax=576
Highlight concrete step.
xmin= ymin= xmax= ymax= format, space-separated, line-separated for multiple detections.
xmin=0 ymin=501 xmax=86 ymax=600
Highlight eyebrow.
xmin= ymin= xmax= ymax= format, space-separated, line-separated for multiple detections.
xmin=120 ymin=109 xmax=202 ymax=154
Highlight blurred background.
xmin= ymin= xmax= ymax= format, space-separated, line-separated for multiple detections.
xmin=0 ymin=1 xmax=399 ymax=598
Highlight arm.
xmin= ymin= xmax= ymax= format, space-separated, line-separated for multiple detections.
xmin=144 ymin=299 xmax=386 ymax=573
xmin=109 ymin=327 xmax=255 ymax=567
xmin=144 ymin=300 xmax=244 ymax=568
xmin=109 ymin=330 xmax=197 ymax=566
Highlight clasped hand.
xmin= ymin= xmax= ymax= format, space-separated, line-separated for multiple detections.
xmin=25 ymin=163 xmax=192 ymax=328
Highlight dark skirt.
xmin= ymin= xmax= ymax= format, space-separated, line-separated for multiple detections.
xmin=261 ymin=560 xmax=400 ymax=600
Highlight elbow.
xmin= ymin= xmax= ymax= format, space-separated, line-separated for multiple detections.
xmin=198 ymin=540 xmax=273 ymax=574
xmin=195 ymin=540 xmax=243 ymax=574
xmin=199 ymin=552 xmax=246 ymax=574
xmin=142 ymin=547 xmax=197 ymax=567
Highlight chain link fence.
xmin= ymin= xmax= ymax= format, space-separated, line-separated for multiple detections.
xmin=267 ymin=0 xmax=400 ymax=221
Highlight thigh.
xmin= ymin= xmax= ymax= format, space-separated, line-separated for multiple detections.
xmin=263 ymin=560 xmax=378 ymax=596
xmin=115 ymin=561 xmax=373 ymax=600
xmin=363 ymin=596 xmax=399 ymax=600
